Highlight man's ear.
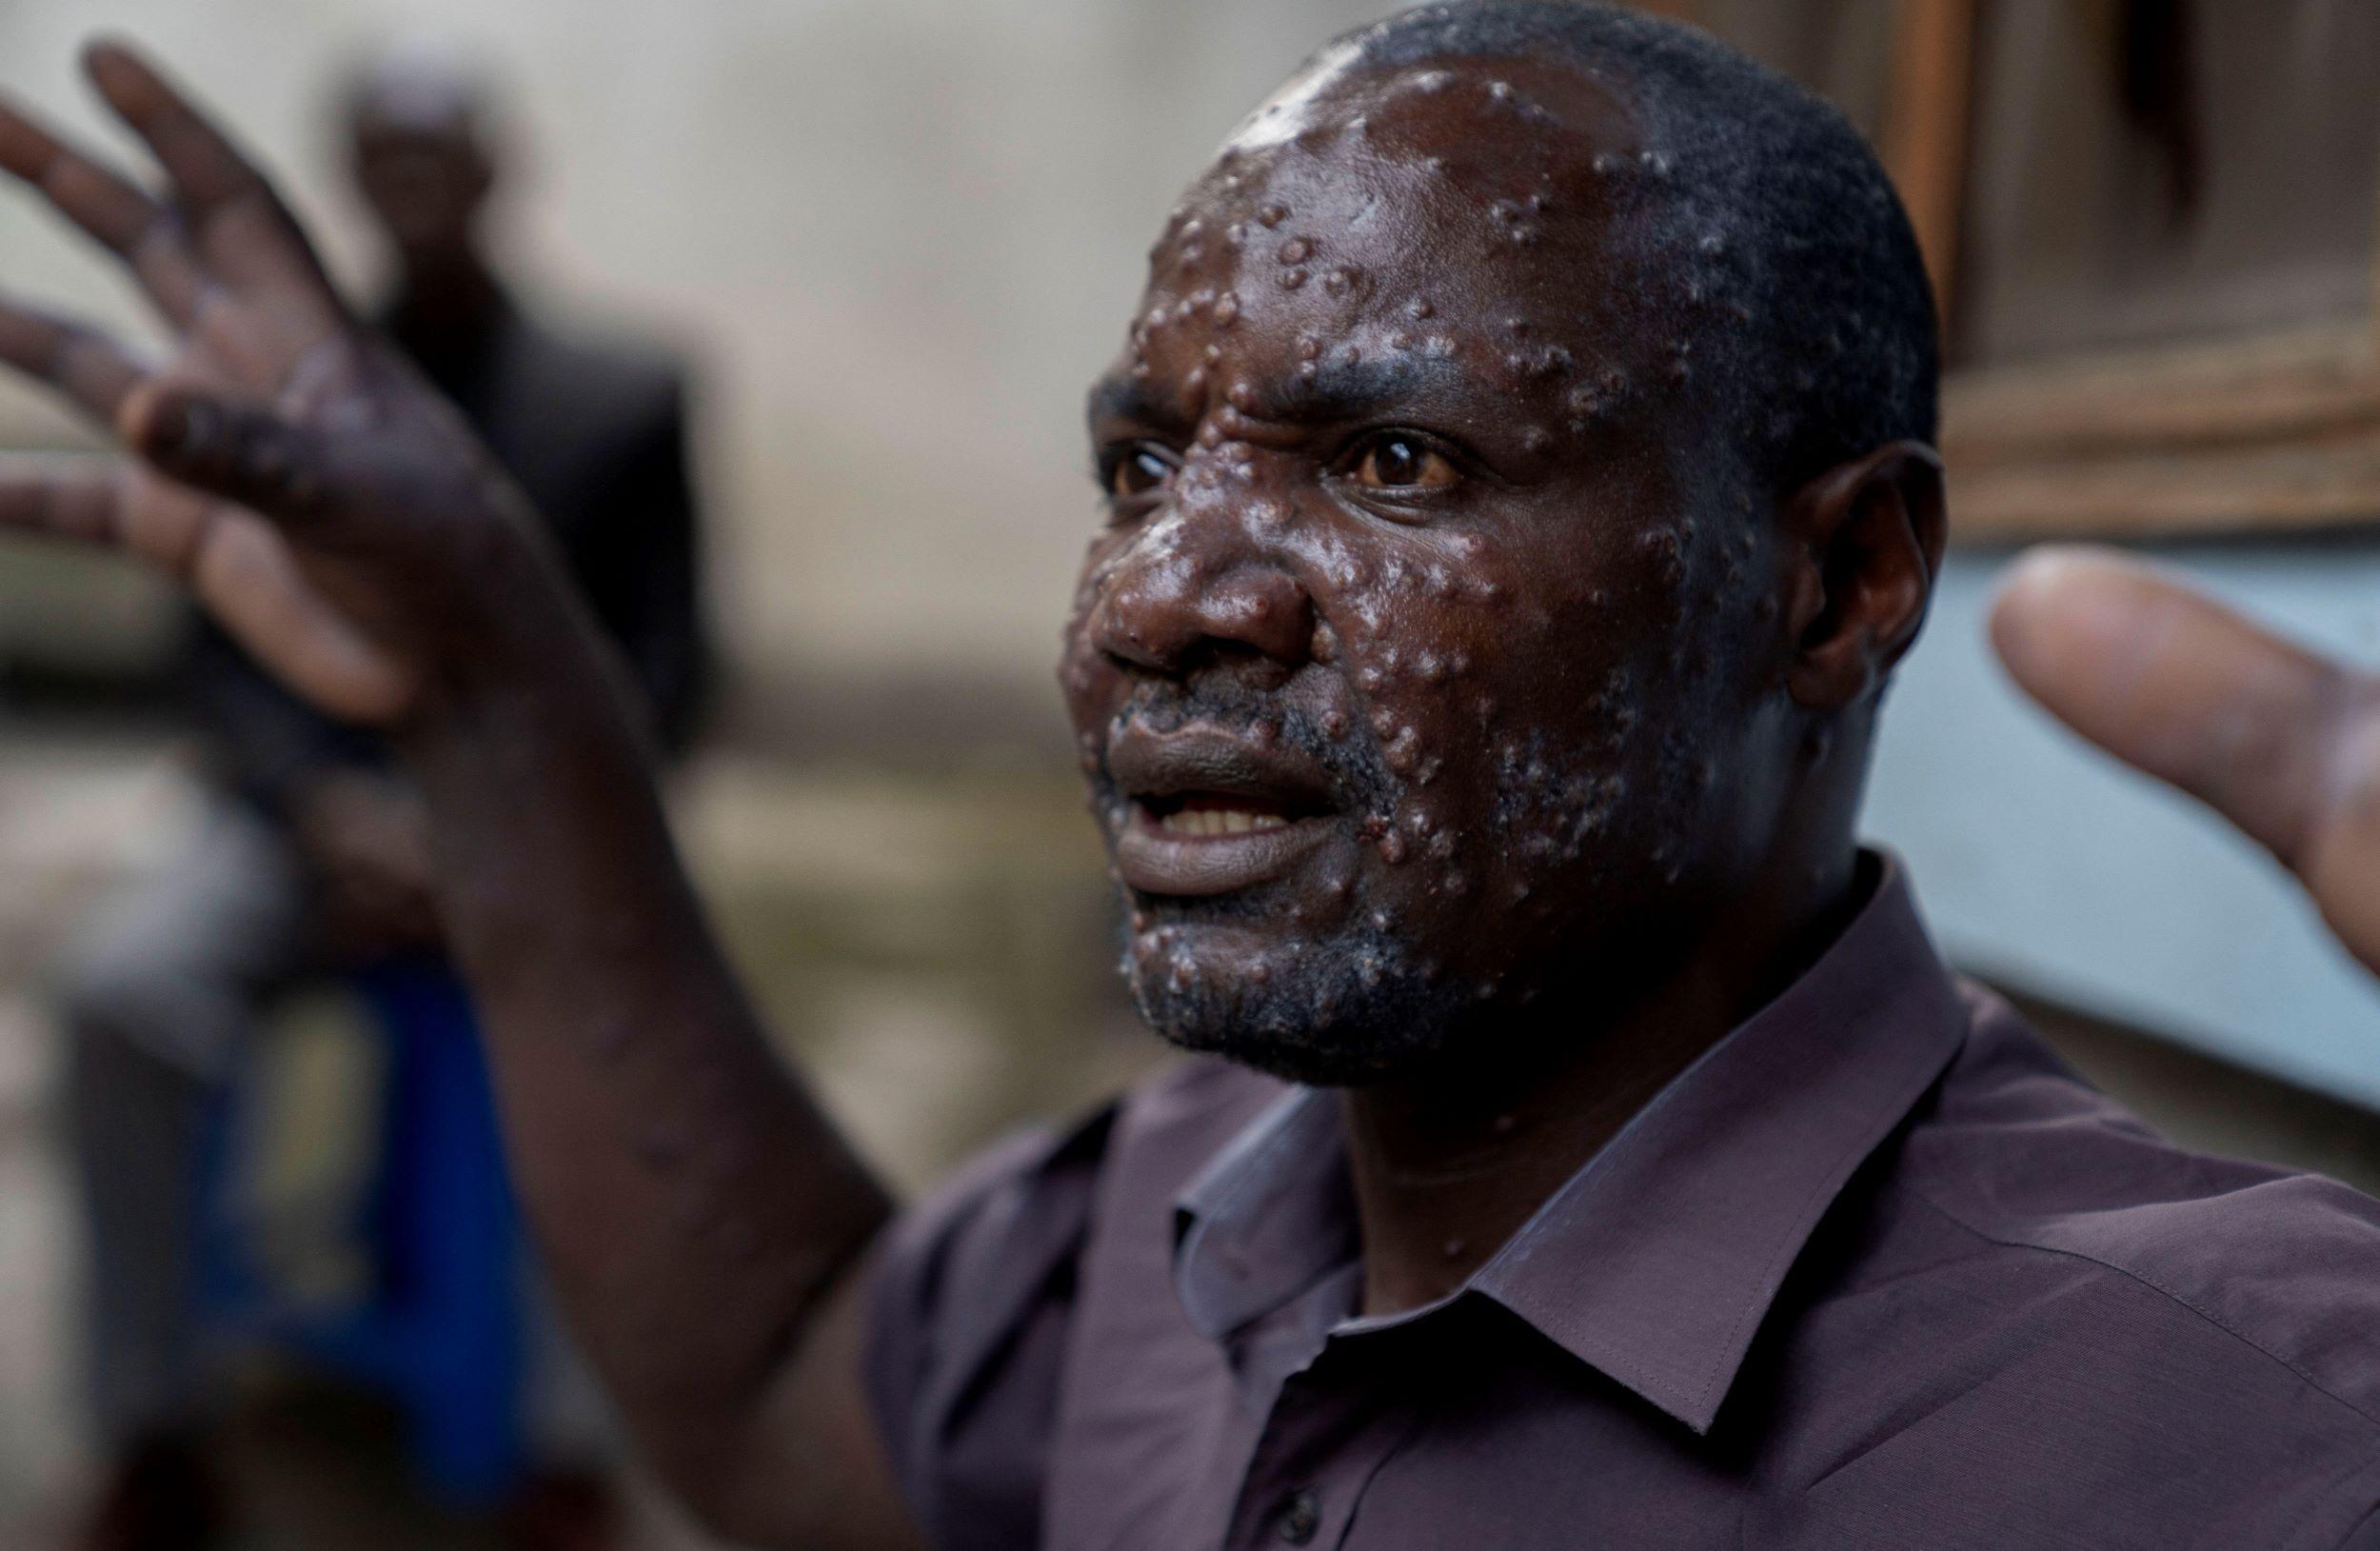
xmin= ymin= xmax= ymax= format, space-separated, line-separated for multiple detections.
xmin=1779 ymin=440 xmax=1946 ymax=711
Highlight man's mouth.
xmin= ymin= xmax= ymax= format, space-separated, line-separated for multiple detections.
xmin=1143 ymin=792 xmax=1294 ymax=836
xmin=1106 ymin=722 xmax=1341 ymax=898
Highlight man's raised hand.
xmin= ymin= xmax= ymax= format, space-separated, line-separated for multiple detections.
xmin=0 ymin=40 xmax=574 ymax=726
xmin=0 ymin=46 xmax=917 ymax=1546
xmin=1992 ymin=546 xmax=2380 ymax=975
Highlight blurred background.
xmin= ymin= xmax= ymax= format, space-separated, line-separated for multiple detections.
xmin=0 ymin=1 xmax=2378 ymax=1546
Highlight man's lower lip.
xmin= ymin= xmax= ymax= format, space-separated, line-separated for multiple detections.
xmin=1115 ymin=808 xmax=1335 ymax=896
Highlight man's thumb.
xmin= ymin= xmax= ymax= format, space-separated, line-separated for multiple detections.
xmin=120 ymin=381 xmax=329 ymax=525
xmin=1990 ymin=544 xmax=2349 ymax=870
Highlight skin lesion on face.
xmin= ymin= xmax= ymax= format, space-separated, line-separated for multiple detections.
xmin=1056 ymin=53 xmax=1803 ymax=1086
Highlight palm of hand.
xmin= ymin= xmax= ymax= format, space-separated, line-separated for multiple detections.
xmin=0 ymin=41 xmax=545 ymax=726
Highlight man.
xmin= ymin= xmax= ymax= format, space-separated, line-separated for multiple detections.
xmin=1 ymin=5 xmax=2377 ymax=1548
xmin=41 ymin=48 xmax=706 ymax=1550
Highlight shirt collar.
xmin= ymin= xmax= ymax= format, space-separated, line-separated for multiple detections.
xmin=1172 ymin=853 xmax=1970 ymax=1434
xmin=1173 ymin=1081 xmax=1359 ymax=1345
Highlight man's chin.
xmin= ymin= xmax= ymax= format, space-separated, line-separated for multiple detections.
xmin=1121 ymin=925 xmax=1483 ymax=1087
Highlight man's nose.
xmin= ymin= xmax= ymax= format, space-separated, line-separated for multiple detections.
xmin=1089 ymin=517 xmax=1315 ymax=676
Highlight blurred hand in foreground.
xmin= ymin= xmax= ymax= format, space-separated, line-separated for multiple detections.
xmin=0 ymin=41 xmax=596 ymax=731
xmin=1992 ymin=546 xmax=2380 ymax=974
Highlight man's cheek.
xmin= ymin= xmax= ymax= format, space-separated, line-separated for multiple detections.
xmin=1318 ymin=614 xmax=1497 ymax=910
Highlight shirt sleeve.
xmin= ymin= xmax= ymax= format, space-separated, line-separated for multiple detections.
xmin=863 ymin=1101 xmax=1117 ymax=1551
xmin=2329 ymin=1489 xmax=2380 ymax=1551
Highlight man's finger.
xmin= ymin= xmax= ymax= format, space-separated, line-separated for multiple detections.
xmin=1989 ymin=545 xmax=2354 ymax=870
xmin=0 ymin=293 xmax=151 ymax=423
xmin=0 ymin=93 xmax=209 ymax=325
xmin=82 ymin=40 xmax=263 ymax=212
xmin=82 ymin=40 xmax=336 ymax=305
xmin=186 ymin=510 xmax=418 ymax=726
xmin=118 ymin=380 xmax=331 ymax=529
xmin=0 ymin=454 xmax=125 ymax=547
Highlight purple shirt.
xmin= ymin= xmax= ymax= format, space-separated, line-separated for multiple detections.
xmin=866 ymin=862 xmax=2380 ymax=1549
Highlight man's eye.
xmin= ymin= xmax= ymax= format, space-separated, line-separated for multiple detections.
xmin=1348 ymin=434 xmax=1458 ymax=492
xmin=1109 ymin=445 xmax=1177 ymax=499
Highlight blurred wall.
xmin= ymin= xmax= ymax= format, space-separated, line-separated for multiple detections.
xmin=0 ymin=0 xmax=1411 ymax=733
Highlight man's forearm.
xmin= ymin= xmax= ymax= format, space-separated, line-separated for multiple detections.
xmin=399 ymin=611 xmax=891 ymax=1497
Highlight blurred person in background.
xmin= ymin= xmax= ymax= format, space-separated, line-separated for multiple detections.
xmin=45 ymin=46 xmax=708 ymax=1551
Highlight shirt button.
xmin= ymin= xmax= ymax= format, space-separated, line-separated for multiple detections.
xmin=1276 ymin=1488 xmax=1321 ymax=1545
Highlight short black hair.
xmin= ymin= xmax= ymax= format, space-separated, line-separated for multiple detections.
xmin=1338 ymin=0 xmax=1938 ymax=497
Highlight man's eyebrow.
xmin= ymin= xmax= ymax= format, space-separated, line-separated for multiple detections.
xmin=1259 ymin=351 xmax=1479 ymax=423
xmin=1084 ymin=351 xmax=1491 ymax=435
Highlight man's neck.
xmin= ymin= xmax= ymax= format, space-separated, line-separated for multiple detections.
xmin=1339 ymin=849 xmax=1868 ymax=1318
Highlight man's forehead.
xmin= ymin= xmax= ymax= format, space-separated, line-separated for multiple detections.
xmin=1116 ymin=51 xmax=1657 ymax=387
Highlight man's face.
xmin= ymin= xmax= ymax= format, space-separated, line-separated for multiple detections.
xmin=1062 ymin=52 xmax=1788 ymax=1084
xmin=349 ymin=112 xmax=490 ymax=265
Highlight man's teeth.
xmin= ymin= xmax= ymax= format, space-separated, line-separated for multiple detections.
xmin=1158 ymin=806 xmax=1289 ymax=836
